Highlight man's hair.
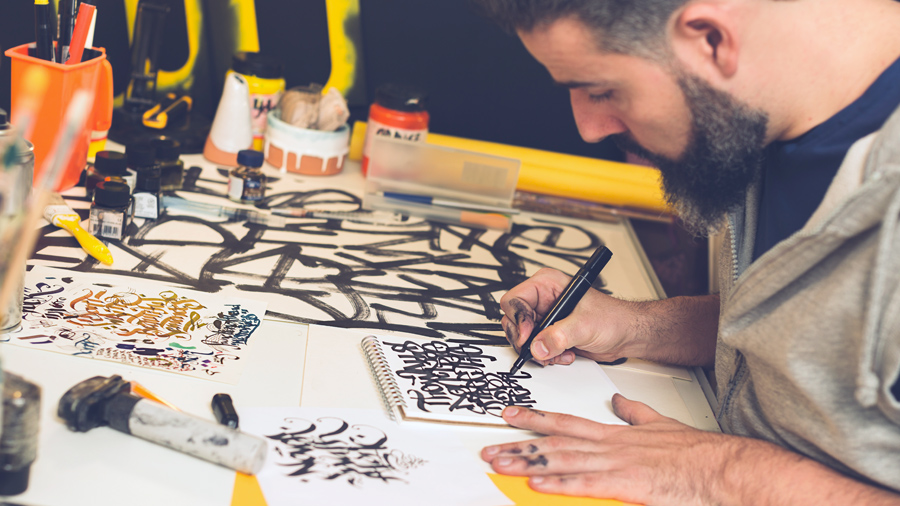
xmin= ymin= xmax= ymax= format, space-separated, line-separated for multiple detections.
xmin=471 ymin=0 xmax=690 ymax=57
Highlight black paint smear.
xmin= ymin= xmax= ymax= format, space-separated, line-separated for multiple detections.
xmin=525 ymin=455 xmax=549 ymax=467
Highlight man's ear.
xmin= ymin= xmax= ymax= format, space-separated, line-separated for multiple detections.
xmin=671 ymin=3 xmax=740 ymax=78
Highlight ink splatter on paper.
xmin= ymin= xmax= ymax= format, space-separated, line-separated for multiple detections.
xmin=3 ymin=267 xmax=268 ymax=384
xmin=241 ymin=407 xmax=510 ymax=506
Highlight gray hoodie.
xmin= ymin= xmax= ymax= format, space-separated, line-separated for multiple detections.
xmin=714 ymin=106 xmax=900 ymax=491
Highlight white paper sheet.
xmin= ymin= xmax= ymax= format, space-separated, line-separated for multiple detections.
xmin=241 ymin=407 xmax=512 ymax=506
xmin=4 ymin=266 xmax=268 ymax=384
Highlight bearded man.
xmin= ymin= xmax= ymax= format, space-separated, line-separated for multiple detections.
xmin=473 ymin=0 xmax=900 ymax=504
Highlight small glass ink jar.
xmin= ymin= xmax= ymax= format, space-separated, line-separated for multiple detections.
xmin=133 ymin=164 xmax=162 ymax=219
xmin=90 ymin=180 xmax=133 ymax=240
xmin=85 ymin=151 xmax=135 ymax=196
xmin=227 ymin=149 xmax=266 ymax=204
xmin=152 ymin=136 xmax=184 ymax=191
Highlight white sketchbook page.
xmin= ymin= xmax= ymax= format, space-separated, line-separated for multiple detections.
xmin=241 ymin=407 xmax=511 ymax=506
xmin=371 ymin=334 xmax=625 ymax=426
xmin=6 ymin=266 xmax=268 ymax=384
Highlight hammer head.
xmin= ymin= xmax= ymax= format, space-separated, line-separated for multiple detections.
xmin=57 ymin=375 xmax=131 ymax=432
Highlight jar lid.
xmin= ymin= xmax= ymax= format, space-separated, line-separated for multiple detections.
xmin=0 ymin=108 xmax=9 ymax=130
xmin=237 ymin=149 xmax=264 ymax=168
xmin=374 ymin=84 xmax=428 ymax=112
xmin=135 ymin=165 xmax=162 ymax=191
xmin=94 ymin=151 xmax=128 ymax=176
xmin=152 ymin=136 xmax=181 ymax=162
xmin=94 ymin=180 xmax=131 ymax=207
xmin=232 ymin=52 xmax=284 ymax=80
xmin=126 ymin=143 xmax=157 ymax=168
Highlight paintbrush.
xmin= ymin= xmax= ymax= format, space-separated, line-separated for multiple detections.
xmin=44 ymin=193 xmax=113 ymax=265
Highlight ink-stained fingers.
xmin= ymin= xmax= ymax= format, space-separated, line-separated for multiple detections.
xmin=500 ymin=406 xmax=624 ymax=440
xmin=488 ymin=449 xmax=617 ymax=476
xmin=501 ymin=315 xmax=520 ymax=352
xmin=481 ymin=435 xmax=605 ymax=462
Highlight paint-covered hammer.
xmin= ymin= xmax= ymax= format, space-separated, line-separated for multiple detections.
xmin=57 ymin=375 xmax=266 ymax=475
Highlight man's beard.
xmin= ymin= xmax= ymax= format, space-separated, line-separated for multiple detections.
xmin=614 ymin=74 xmax=768 ymax=236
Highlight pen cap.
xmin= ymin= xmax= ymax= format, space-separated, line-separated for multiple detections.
xmin=579 ymin=246 xmax=613 ymax=281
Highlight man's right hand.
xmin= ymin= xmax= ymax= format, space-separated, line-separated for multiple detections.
xmin=500 ymin=268 xmax=641 ymax=367
xmin=500 ymin=268 xmax=721 ymax=368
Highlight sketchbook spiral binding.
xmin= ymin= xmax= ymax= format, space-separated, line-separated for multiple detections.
xmin=361 ymin=335 xmax=406 ymax=421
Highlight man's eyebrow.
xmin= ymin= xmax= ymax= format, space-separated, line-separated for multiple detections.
xmin=554 ymin=79 xmax=615 ymax=89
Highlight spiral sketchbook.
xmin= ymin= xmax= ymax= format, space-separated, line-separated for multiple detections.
xmin=361 ymin=334 xmax=625 ymax=427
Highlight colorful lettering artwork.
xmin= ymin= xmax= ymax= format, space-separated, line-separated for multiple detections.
xmin=3 ymin=266 xmax=267 ymax=384
xmin=241 ymin=407 xmax=510 ymax=506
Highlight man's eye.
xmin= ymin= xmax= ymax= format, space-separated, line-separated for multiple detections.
xmin=589 ymin=91 xmax=613 ymax=103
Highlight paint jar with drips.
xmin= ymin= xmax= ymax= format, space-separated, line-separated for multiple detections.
xmin=227 ymin=150 xmax=266 ymax=205
xmin=362 ymin=84 xmax=429 ymax=175
xmin=90 ymin=180 xmax=133 ymax=240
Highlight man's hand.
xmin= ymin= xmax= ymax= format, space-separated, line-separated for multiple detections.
xmin=500 ymin=268 xmax=637 ymax=366
xmin=482 ymin=396 xmax=900 ymax=506
xmin=500 ymin=268 xmax=721 ymax=368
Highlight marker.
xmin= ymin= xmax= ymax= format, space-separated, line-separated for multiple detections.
xmin=57 ymin=0 xmax=78 ymax=62
xmin=381 ymin=191 xmax=520 ymax=215
xmin=509 ymin=245 xmax=613 ymax=375
xmin=34 ymin=0 xmax=56 ymax=62
xmin=211 ymin=393 xmax=239 ymax=429
xmin=65 ymin=2 xmax=95 ymax=65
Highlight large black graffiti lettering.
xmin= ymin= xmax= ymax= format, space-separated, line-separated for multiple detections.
xmin=33 ymin=176 xmax=611 ymax=345
xmin=266 ymin=416 xmax=426 ymax=486
xmin=386 ymin=339 xmax=536 ymax=417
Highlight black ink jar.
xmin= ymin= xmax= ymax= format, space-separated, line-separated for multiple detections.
xmin=153 ymin=136 xmax=184 ymax=191
xmin=227 ymin=149 xmax=266 ymax=204
xmin=90 ymin=180 xmax=133 ymax=240
xmin=85 ymin=151 xmax=135 ymax=196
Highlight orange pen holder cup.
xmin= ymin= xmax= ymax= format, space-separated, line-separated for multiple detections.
xmin=5 ymin=43 xmax=113 ymax=191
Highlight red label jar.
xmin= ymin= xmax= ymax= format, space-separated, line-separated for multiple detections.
xmin=362 ymin=84 xmax=429 ymax=175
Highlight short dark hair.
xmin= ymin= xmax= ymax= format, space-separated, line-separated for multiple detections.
xmin=471 ymin=0 xmax=689 ymax=57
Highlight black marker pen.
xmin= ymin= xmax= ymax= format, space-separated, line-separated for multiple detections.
xmin=509 ymin=245 xmax=613 ymax=375
xmin=211 ymin=393 xmax=239 ymax=429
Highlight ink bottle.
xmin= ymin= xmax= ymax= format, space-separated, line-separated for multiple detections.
xmin=153 ymin=136 xmax=184 ymax=191
xmin=90 ymin=180 xmax=133 ymax=240
xmin=133 ymin=163 xmax=162 ymax=220
xmin=227 ymin=150 xmax=267 ymax=204
xmin=361 ymin=83 xmax=429 ymax=175
xmin=85 ymin=151 xmax=135 ymax=196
